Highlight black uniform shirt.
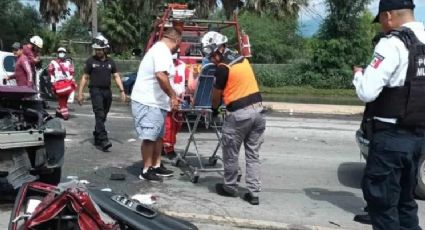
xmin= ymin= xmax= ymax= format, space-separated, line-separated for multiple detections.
xmin=84 ymin=56 xmax=117 ymax=88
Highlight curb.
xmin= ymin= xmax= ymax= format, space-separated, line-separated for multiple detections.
xmin=84 ymin=93 xmax=364 ymax=116
xmin=261 ymin=102 xmax=364 ymax=116
xmin=163 ymin=211 xmax=345 ymax=230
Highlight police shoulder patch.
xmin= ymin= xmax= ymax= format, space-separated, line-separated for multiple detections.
xmin=370 ymin=52 xmax=385 ymax=69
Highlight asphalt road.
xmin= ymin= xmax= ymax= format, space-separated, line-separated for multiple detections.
xmin=1 ymin=101 xmax=424 ymax=230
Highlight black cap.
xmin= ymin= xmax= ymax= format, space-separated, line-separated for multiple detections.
xmin=373 ymin=0 xmax=415 ymax=23
xmin=11 ymin=42 xmax=21 ymax=50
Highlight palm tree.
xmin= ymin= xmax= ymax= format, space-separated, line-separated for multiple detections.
xmin=39 ymin=0 xmax=70 ymax=32
xmin=244 ymin=0 xmax=308 ymax=18
xmin=194 ymin=0 xmax=217 ymax=18
xmin=193 ymin=0 xmax=308 ymax=19
xmin=70 ymin=0 xmax=93 ymax=24
xmin=39 ymin=0 xmax=94 ymax=32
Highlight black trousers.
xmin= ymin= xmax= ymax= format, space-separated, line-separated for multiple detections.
xmin=89 ymin=87 xmax=112 ymax=142
xmin=362 ymin=128 xmax=423 ymax=230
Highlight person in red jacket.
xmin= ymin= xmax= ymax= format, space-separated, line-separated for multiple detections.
xmin=4 ymin=42 xmax=33 ymax=87
xmin=162 ymin=54 xmax=193 ymax=159
xmin=48 ymin=47 xmax=77 ymax=120
xmin=23 ymin=35 xmax=43 ymax=72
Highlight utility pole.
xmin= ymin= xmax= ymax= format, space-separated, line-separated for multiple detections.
xmin=92 ymin=0 xmax=97 ymax=38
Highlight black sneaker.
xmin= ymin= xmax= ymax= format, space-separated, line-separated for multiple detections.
xmin=353 ymin=214 xmax=371 ymax=225
xmin=215 ymin=183 xmax=238 ymax=197
xmin=139 ymin=168 xmax=163 ymax=182
xmin=100 ymin=140 xmax=112 ymax=152
xmin=154 ymin=165 xmax=174 ymax=177
xmin=167 ymin=151 xmax=178 ymax=160
xmin=243 ymin=192 xmax=259 ymax=205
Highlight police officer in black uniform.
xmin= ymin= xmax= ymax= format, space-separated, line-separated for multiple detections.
xmin=353 ymin=0 xmax=425 ymax=229
xmin=77 ymin=35 xmax=126 ymax=152
xmin=353 ymin=32 xmax=387 ymax=226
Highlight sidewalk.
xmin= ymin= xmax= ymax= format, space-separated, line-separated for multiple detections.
xmin=262 ymin=101 xmax=365 ymax=115
xmin=103 ymin=93 xmax=365 ymax=116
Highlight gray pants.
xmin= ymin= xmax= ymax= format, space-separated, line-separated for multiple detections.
xmin=221 ymin=105 xmax=266 ymax=196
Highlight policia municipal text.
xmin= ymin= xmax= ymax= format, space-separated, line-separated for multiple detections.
xmin=353 ymin=0 xmax=425 ymax=229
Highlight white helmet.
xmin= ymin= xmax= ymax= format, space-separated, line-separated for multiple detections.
xmin=92 ymin=34 xmax=109 ymax=49
xmin=57 ymin=47 xmax=67 ymax=53
xmin=30 ymin=35 xmax=43 ymax=49
xmin=201 ymin=31 xmax=228 ymax=57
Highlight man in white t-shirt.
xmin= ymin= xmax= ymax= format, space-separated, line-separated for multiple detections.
xmin=131 ymin=28 xmax=182 ymax=182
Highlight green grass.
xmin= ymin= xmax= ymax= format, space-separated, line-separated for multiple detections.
xmin=260 ymin=86 xmax=362 ymax=105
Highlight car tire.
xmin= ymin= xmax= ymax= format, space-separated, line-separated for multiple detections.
xmin=415 ymin=153 xmax=425 ymax=200
xmin=38 ymin=167 xmax=62 ymax=186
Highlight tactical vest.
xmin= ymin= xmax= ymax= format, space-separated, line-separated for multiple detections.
xmin=366 ymin=27 xmax=425 ymax=128
xmin=218 ymin=51 xmax=261 ymax=112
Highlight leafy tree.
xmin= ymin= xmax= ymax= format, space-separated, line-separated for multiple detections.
xmin=99 ymin=1 xmax=141 ymax=53
xmin=301 ymin=0 xmax=377 ymax=89
xmin=37 ymin=28 xmax=63 ymax=55
xmin=317 ymin=0 xmax=371 ymax=39
xmin=229 ymin=11 xmax=304 ymax=63
xmin=59 ymin=15 xmax=91 ymax=40
xmin=0 ymin=0 xmax=43 ymax=51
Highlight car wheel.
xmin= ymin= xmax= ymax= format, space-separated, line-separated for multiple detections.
xmin=415 ymin=153 xmax=425 ymax=200
xmin=38 ymin=167 xmax=62 ymax=185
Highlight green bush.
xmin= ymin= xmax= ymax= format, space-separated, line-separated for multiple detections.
xmin=254 ymin=64 xmax=301 ymax=87
xmin=253 ymin=62 xmax=355 ymax=89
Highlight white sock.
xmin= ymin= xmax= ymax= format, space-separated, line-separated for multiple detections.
xmin=142 ymin=167 xmax=149 ymax=174
xmin=153 ymin=164 xmax=160 ymax=169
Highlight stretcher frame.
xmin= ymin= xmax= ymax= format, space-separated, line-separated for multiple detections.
xmin=175 ymin=107 xmax=224 ymax=183
xmin=173 ymin=74 xmax=223 ymax=183
xmin=174 ymin=74 xmax=241 ymax=183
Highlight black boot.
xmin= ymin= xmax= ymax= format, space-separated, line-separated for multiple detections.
xmin=353 ymin=214 xmax=372 ymax=225
xmin=243 ymin=192 xmax=259 ymax=205
xmin=100 ymin=140 xmax=112 ymax=152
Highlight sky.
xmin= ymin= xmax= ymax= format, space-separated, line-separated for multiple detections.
xmin=299 ymin=0 xmax=425 ymax=36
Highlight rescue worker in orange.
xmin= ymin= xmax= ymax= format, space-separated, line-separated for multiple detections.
xmin=201 ymin=31 xmax=266 ymax=205
xmin=48 ymin=47 xmax=77 ymax=120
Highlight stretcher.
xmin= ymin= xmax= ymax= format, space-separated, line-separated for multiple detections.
xmin=175 ymin=66 xmax=241 ymax=183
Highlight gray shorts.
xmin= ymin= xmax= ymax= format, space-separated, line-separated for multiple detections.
xmin=131 ymin=101 xmax=167 ymax=141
